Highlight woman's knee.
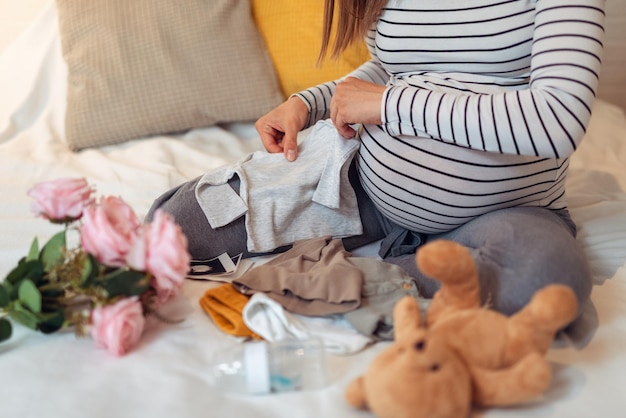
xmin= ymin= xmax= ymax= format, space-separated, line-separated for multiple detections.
xmin=426 ymin=207 xmax=591 ymax=316
xmin=146 ymin=178 xmax=247 ymax=260
xmin=461 ymin=208 xmax=591 ymax=315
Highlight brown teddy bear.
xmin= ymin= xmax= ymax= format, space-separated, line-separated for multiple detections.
xmin=344 ymin=239 xmax=579 ymax=418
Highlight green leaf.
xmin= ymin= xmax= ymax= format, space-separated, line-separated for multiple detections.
xmin=9 ymin=303 xmax=40 ymax=330
xmin=37 ymin=310 xmax=65 ymax=334
xmin=0 ymin=318 xmax=12 ymax=343
xmin=5 ymin=259 xmax=44 ymax=286
xmin=39 ymin=284 xmax=65 ymax=299
xmin=0 ymin=285 xmax=9 ymax=308
xmin=79 ymin=254 xmax=96 ymax=286
xmin=18 ymin=279 xmax=42 ymax=313
xmin=98 ymin=269 xmax=151 ymax=298
xmin=27 ymin=237 xmax=40 ymax=261
xmin=40 ymin=231 xmax=67 ymax=271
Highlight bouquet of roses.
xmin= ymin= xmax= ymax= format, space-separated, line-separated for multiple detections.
xmin=0 ymin=178 xmax=191 ymax=356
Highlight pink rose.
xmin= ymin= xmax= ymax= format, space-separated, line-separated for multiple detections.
xmin=27 ymin=177 xmax=95 ymax=222
xmin=127 ymin=210 xmax=190 ymax=304
xmin=90 ymin=296 xmax=145 ymax=356
xmin=80 ymin=196 xmax=141 ymax=267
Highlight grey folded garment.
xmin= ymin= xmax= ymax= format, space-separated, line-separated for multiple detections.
xmin=344 ymin=257 xmax=430 ymax=340
xmin=233 ymin=237 xmax=363 ymax=316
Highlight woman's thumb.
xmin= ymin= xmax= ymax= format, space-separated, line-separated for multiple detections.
xmin=283 ymin=133 xmax=298 ymax=161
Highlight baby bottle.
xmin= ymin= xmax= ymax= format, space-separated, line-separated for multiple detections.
xmin=210 ymin=337 xmax=328 ymax=395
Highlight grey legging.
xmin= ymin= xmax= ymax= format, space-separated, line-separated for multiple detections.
xmin=146 ymin=163 xmax=591 ymax=318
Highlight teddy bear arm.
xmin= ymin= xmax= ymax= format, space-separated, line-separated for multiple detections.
xmin=506 ymin=285 xmax=579 ymax=356
xmin=469 ymin=351 xmax=552 ymax=407
xmin=344 ymin=376 xmax=369 ymax=410
xmin=417 ymin=240 xmax=482 ymax=327
xmin=392 ymin=296 xmax=423 ymax=342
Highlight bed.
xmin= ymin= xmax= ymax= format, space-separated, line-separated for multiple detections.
xmin=1 ymin=1 xmax=625 ymax=417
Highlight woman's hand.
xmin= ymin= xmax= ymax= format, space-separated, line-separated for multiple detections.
xmin=330 ymin=77 xmax=386 ymax=138
xmin=255 ymin=96 xmax=309 ymax=162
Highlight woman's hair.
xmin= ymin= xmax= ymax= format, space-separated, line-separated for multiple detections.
xmin=319 ymin=0 xmax=387 ymax=61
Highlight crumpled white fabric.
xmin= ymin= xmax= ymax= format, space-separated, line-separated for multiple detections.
xmin=242 ymin=292 xmax=372 ymax=355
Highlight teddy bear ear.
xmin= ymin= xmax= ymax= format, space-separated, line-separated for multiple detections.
xmin=392 ymin=296 xmax=423 ymax=342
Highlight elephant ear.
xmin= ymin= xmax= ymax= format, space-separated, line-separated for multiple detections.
xmin=392 ymin=296 xmax=423 ymax=343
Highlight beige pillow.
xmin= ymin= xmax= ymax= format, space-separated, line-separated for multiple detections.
xmin=56 ymin=0 xmax=284 ymax=150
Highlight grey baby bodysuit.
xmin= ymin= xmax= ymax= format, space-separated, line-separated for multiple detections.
xmin=195 ymin=120 xmax=362 ymax=253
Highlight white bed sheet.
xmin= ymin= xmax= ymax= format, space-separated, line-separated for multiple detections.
xmin=1 ymin=3 xmax=626 ymax=418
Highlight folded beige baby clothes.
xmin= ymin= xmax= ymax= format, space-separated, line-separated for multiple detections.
xmin=233 ymin=237 xmax=363 ymax=316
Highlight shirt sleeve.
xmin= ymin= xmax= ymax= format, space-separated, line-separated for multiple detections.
xmin=381 ymin=0 xmax=606 ymax=159
xmin=294 ymin=27 xmax=391 ymax=129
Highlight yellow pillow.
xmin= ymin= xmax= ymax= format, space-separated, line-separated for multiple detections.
xmin=251 ymin=0 xmax=371 ymax=98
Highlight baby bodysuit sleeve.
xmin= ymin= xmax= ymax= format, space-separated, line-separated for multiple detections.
xmin=195 ymin=157 xmax=251 ymax=228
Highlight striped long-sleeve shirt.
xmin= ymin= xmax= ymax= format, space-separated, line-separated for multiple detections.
xmin=295 ymin=0 xmax=605 ymax=234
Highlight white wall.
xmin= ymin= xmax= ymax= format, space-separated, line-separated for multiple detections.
xmin=597 ymin=0 xmax=626 ymax=111
xmin=0 ymin=0 xmax=49 ymax=53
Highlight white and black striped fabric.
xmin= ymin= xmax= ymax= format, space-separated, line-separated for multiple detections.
xmin=296 ymin=0 xmax=605 ymax=234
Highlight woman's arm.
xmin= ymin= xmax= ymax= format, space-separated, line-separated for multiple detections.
xmin=294 ymin=28 xmax=390 ymax=129
xmin=382 ymin=0 xmax=606 ymax=159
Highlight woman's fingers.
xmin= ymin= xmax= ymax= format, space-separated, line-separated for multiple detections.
xmin=255 ymin=120 xmax=284 ymax=153
xmin=255 ymin=96 xmax=309 ymax=161
xmin=331 ymin=77 xmax=385 ymax=134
